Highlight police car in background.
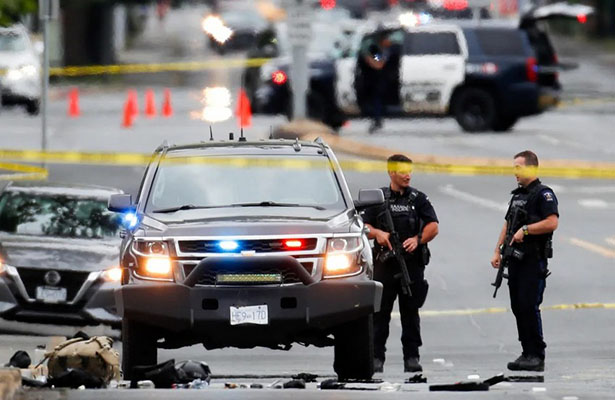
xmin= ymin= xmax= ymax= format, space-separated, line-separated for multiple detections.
xmin=335 ymin=2 xmax=594 ymax=132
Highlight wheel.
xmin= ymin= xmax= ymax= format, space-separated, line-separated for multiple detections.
xmin=26 ymin=100 xmax=40 ymax=116
xmin=492 ymin=116 xmax=518 ymax=132
xmin=452 ymin=88 xmax=496 ymax=132
xmin=333 ymin=314 xmax=374 ymax=381
xmin=121 ymin=317 xmax=158 ymax=380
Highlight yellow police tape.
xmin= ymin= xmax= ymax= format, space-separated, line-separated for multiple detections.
xmin=47 ymin=57 xmax=271 ymax=77
xmin=408 ymin=303 xmax=615 ymax=318
xmin=0 ymin=161 xmax=48 ymax=181
xmin=0 ymin=149 xmax=614 ymax=179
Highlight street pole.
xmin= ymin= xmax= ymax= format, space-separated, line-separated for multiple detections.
xmin=285 ymin=0 xmax=311 ymax=120
xmin=41 ymin=12 xmax=49 ymax=155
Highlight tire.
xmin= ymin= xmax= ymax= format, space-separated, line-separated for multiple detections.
xmin=492 ymin=116 xmax=518 ymax=132
xmin=333 ymin=314 xmax=374 ymax=381
xmin=452 ymin=88 xmax=496 ymax=132
xmin=26 ymin=100 xmax=40 ymax=116
xmin=121 ymin=317 xmax=158 ymax=380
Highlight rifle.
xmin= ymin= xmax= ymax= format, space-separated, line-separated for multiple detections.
xmin=379 ymin=200 xmax=413 ymax=297
xmin=492 ymin=207 xmax=527 ymax=298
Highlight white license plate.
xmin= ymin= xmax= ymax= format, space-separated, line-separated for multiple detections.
xmin=36 ymin=286 xmax=67 ymax=303
xmin=230 ymin=305 xmax=268 ymax=326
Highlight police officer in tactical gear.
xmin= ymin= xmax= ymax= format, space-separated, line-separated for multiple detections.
xmin=491 ymin=150 xmax=559 ymax=372
xmin=362 ymin=154 xmax=439 ymax=373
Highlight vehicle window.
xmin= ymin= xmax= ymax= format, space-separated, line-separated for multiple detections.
xmin=404 ymin=31 xmax=460 ymax=55
xmin=0 ymin=33 xmax=28 ymax=52
xmin=472 ymin=28 xmax=527 ymax=56
xmin=147 ymin=155 xmax=345 ymax=211
xmin=0 ymin=192 xmax=121 ymax=239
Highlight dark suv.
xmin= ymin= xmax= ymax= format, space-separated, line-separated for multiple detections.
xmin=109 ymin=137 xmax=384 ymax=380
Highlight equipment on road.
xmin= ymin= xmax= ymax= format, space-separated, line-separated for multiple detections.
xmin=492 ymin=206 xmax=527 ymax=298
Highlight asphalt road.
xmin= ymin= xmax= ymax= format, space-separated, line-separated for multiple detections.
xmin=1 ymin=163 xmax=614 ymax=399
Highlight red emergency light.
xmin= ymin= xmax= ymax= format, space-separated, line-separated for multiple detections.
xmin=577 ymin=14 xmax=587 ymax=24
xmin=443 ymin=0 xmax=468 ymax=11
xmin=284 ymin=239 xmax=305 ymax=249
xmin=320 ymin=0 xmax=335 ymax=10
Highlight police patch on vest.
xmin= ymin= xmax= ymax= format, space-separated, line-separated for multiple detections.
xmin=543 ymin=192 xmax=554 ymax=202
xmin=390 ymin=204 xmax=410 ymax=212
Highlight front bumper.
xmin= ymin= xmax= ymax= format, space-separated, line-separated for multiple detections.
xmin=0 ymin=273 xmax=120 ymax=326
xmin=0 ymin=75 xmax=41 ymax=104
xmin=116 ymin=278 xmax=382 ymax=347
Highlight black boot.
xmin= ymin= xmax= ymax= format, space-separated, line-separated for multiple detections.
xmin=404 ymin=357 xmax=423 ymax=373
xmin=507 ymin=355 xmax=544 ymax=372
xmin=374 ymin=358 xmax=384 ymax=373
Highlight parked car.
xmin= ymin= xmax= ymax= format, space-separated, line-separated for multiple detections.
xmin=335 ymin=2 xmax=594 ymax=132
xmin=109 ymin=137 xmax=384 ymax=381
xmin=0 ymin=182 xmax=124 ymax=327
xmin=203 ymin=7 xmax=268 ymax=54
xmin=0 ymin=24 xmax=41 ymax=115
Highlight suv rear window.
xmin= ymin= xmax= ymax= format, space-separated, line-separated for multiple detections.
xmin=469 ymin=28 xmax=527 ymax=56
xmin=404 ymin=31 xmax=460 ymax=55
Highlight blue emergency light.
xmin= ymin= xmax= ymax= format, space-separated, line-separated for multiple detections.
xmin=218 ymin=240 xmax=239 ymax=251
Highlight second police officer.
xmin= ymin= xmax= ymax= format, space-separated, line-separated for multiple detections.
xmin=362 ymin=154 xmax=439 ymax=373
xmin=491 ymin=150 xmax=559 ymax=372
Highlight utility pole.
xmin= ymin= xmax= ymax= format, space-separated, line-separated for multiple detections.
xmin=38 ymin=0 xmax=58 ymax=156
xmin=285 ymin=0 xmax=311 ymax=119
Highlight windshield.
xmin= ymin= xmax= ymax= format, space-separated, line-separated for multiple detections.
xmin=0 ymin=32 xmax=28 ymax=52
xmin=146 ymin=154 xmax=346 ymax=212
xmin=0 ymin=192 xmax=121 ymax=239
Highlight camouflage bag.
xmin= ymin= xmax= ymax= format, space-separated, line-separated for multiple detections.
xmin=44 ymin=336 xmax=120 ymax=386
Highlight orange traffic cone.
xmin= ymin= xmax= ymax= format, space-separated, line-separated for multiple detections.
xmin=144 ymin=89 xmax=157 ymax=118
xmin=161 ymin=89 xmax=173 ymax=117
xmin=235 ymin=89 xmax=252 ymax=128
xmin=68 ymin=88 xmax=80 ymax=117
xmin=122 ymin=90 xmax=137 ymax=128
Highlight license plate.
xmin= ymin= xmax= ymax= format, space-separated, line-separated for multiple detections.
xmin=36 ymin=286 xmax=67 ymax=303
xmin=230 ymin=305 xmax=268 ymax=326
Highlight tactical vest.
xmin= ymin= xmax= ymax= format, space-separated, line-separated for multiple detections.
xmin=509 ymin=182 xmax=554 ymax=258
xmin=380 ymin=186 xmax=420 ymax=237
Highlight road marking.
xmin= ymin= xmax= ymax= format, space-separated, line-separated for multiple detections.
xmin=568 ymin=237 xmax=615 ymax=258
xmin=439 ymin=184 xmax=508 ymax=212
xmin=578 ymin=199 xmax=614 ymax=209
xmin=0 ymin=162 xmax=48 ymax=181
xmin=389 ymin=302 xmax=615 ymax=319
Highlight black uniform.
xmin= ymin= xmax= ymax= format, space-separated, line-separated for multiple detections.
xmin=362 ymin=186 xmax=438 ymax=362
xmin=505 ymin=179 xmax=558 ymax=360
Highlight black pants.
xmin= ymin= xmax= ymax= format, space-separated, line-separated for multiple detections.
xmin=508 ymin=259 xmax=548 ymax=359
xmin=373 ymin=259 xmax=425 ymax=361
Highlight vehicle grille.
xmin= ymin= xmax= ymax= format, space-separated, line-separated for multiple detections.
xmin=183 ymin=261 xmax=314 ymax=285
xmin=178 ymin=238 xmax=318 ymax=254
xmin=16 ymin=267 xmax=89 ymax=302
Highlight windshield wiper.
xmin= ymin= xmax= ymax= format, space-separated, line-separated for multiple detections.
xmin=152 ymin=204 xmax=217 ymax=213
xmin=230 ymin=201 xmax=326 ymax=210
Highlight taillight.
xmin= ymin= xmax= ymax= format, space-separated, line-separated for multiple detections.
xmin=272 ymin=70 xmax=288 ymax=85
xmin=577 ymin=14 xmax=587 ymax=24
xmin=552 ymin=53 xmax=559 ymax=81
xmin=526 ymin=57 xmax=537 ymax=83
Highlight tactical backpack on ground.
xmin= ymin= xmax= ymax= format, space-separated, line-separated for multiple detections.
xmin=44 ymin=336 xmax=120 ymax=387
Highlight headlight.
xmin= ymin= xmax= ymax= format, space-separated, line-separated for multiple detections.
xmin=102 ymin=266 xmax=122 ymax=282
xmin=0 ymin=259 xmax=5 ymax=275
xmin=323 ymin=237 xmax=363 ymax=278
xmin=142 ymin=257 xmax=173 ymax=278
xmin=132 ymin=240 xmax=169 ymax=256
xmin=6 ymin=64 xmax=38 ymax=81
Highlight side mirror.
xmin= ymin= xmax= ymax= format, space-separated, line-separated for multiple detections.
xmin=108 ymin=194 xmax=134 ymax=213
xmin=353 ymin=189 xmax=384 ymax=210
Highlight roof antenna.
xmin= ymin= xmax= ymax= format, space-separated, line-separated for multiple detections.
xmin=269 ymin=126 xmax=274 ymax=139
xmin=239 ymin=127 xmax=247 ymax=142
xmin=209 ymin=126 xmax=214 ymax=141
xmin=293 ymin=137 xmax=302 ymax=152
xmin=229 ymin=132 xmax=234 ymax=141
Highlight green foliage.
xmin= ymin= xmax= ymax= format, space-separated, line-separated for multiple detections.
xmin=0 ymin=0 xmax=37 ymax=27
